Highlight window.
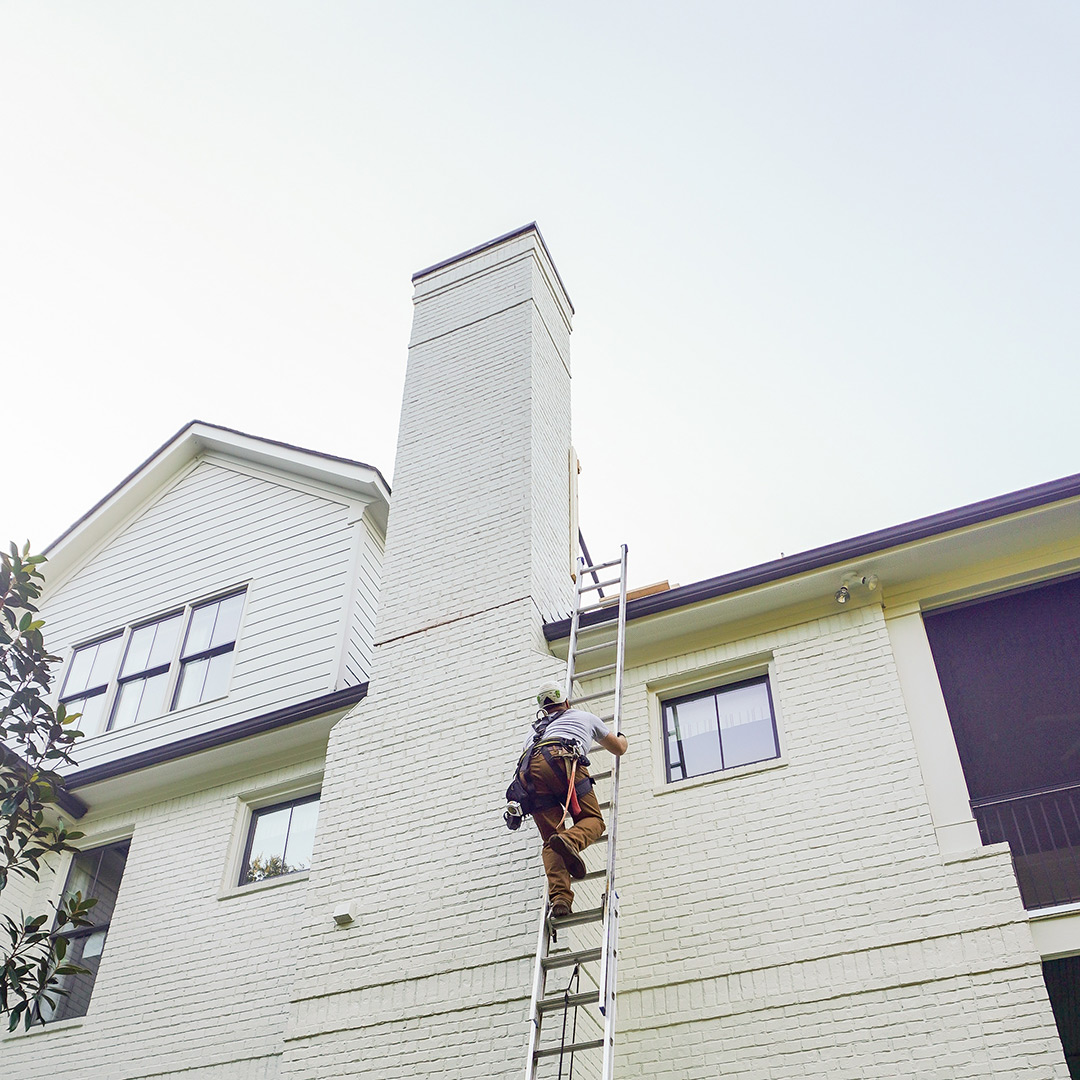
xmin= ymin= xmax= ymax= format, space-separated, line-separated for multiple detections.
xmin=662 ymin=676 xmax=779 ymax=782
xmin=240 ymin=794 xmax=320 ymax=885
xmin=57 ymin=634 xmax=123 ymax=737
xmin=174 ymin=593 xmax=246 ymax=710
xmin=38 ymin=841 xmax=130 ymax=1023
xmin=111 ymin=612 xmax=184 ymax=728
xmin=59 ymin=590 xmax=246 ymax=736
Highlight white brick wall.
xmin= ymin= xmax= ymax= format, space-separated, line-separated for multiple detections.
xmin=1 ymin=754 xmax=325 ymax=1079
xmin=603 ymin=603 xmax=1068 ymax=1078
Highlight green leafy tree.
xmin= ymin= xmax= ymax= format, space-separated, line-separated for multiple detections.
xmin=0 ymin=543 xmax=96 ymax=1030
xmin=243 ymin=854 xmax=309 ymax=883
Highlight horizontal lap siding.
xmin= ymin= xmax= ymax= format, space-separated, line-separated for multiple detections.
xmin=342 ymin=516 xmax=383 ymax=687
xmin=43 ymin=459 xmax=357 ymax=771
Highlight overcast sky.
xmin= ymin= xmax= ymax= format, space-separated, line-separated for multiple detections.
xmin=3 ymin=3 xmax=1078 ymax=591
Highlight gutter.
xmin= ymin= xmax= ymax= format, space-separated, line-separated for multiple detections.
xmin=545 ymin=470 xmax=1080 ymax=642
xmin=0 ymin=745 xmax=89 ymax=820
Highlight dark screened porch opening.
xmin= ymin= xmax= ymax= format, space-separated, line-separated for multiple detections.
xmin=924 ymin=574 xmax=1080 ymax=909
xmin=1044 ymin=956 xmax=1080 ymax=1078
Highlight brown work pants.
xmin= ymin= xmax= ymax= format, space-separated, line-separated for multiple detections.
xmin=526 ymin=749 xmax=605 ymax=910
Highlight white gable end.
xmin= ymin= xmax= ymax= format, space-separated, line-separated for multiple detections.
xmin=43 ymin=451 xmax=382 ymax=775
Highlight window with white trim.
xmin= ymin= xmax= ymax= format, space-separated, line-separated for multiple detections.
xmin=59 ymin=590 xmax=246 ymax=737
xmin=661 ymin=676 xmax=780 ymax=782
xmin=240 ymin=794 xmax=320 ymax=885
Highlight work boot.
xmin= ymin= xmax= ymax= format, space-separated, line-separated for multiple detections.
xmin=549 ymin=832 xmax=587 ymax=880
xmin=550 ymin=902 xmax=572 ymax=919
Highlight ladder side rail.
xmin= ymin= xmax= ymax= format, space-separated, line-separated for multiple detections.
xmin=564 ymin=558 xmax=588 ymax=699
xmin=597 ymin=545 xmax=628 ymax=1022
xmin=524 ymin=888 xmax=553 ymax=1080
xmin=601 ymin=892 xmax=620 ymax=1080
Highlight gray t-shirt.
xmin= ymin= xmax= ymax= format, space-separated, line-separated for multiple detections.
xmin=524 ymin=707 xmax=611 ymax=761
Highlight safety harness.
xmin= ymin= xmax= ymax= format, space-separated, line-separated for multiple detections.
xmin=504 ymin=712 xmax=595 ymax=826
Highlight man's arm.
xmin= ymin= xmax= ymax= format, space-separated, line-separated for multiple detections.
xmin=597 ymin=730 xmax=628 ymax=756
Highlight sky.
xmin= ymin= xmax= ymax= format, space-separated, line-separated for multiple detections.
xmin=2 ymin=2 xmax=1079 ymax=591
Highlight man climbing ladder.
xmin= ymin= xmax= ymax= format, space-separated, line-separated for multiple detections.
xmin=518 ymin=681 xmax=628 ymax=916
xmin=518 ymin=544 xmax=629 ymax=1080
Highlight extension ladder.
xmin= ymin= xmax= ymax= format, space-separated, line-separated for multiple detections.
xmin=525 ymin=544 xmax=629 ymax=1080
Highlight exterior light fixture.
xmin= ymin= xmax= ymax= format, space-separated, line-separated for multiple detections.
xmin=835 ymin=572 xmax=880 ymax=605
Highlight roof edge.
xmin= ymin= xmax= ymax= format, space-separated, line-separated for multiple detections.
xmin=64 ymin=684 xmax=368 ymax=789
xmin=545 ymin=470 xmax=1080 ymax=641
xmin=45 ymin=420 xmax=391 ymax=557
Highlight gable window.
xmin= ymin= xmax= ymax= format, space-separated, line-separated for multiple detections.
xmin=59 ymin=589 xmax=246 ymax=737
xmin=174 ymin=593 xmax=246 ymax=710
xmin=662 ymin=676 xmax=779 ymax=782
xmin=240 ymin=794 xmax=320 ymax=885
xmin=38 ymin=841 xmax=130 ymax=1023
xmin=112 ymin=612 xmax=185 ymax=728
xmin=57 ymin=634 xmax=123 ymax=736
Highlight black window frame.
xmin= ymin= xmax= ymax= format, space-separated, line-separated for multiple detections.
xmin=55 ymin=632 xmax=125 ymax=738
xmin=37 ymin=840 xmax=131 ymax=1024
xmin=110 ymin=609 xmax=186 ymax=729
xmin=171 ymin=592 xmax=248 ymax=712
xmin=239 ymin=793 xmax=321 ymax=887
xmin=661 ymin=675 xmax=780 ymax=783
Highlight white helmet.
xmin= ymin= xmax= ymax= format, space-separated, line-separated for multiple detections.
xmin=536 ymin=680 xmax=567 ymax=709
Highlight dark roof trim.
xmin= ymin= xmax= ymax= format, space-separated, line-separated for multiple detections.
xmin=0 ymin=744 xmax=89 ymax=819
xmin=411 ymin=222 xmax=575 ymax=314
xmin=56 ymin=784 xmax=88 ymax=818
xmin=64 ymin=684 xmax=368 ymax=789
xmin=545 ymin=470 xmax=1080 ymax=642
xmin=46 ymin=421 xmax=391 ymax=555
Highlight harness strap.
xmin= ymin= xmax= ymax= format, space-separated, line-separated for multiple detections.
xmin=516 ymin=740 xmax=595 ymax=816
xmin=562 ymin=757 xmax=581 ymax=817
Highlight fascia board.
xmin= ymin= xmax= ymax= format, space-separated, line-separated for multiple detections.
xmin=189 ymin=426 xmax=391 ymax=511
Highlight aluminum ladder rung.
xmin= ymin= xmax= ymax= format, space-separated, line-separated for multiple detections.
xmin=581 ymin=576 xmax=621 ymax=593
xmin=580 ymin=557 xmax=621 ymax=574
xmin=574 ymin=662 xmax=617 ymax=679
xmin=541 ymin=946 xmax=603 ymax=970
xmin=572 ymin=688 xmax=613 ymax=705
xmin=537 ymin=989 xmax=600 ymax=1013
xmin=550 ymin=904 xmax=604 ymax=928
xmin=535 ymin=1038 xmax=606 ymax=1059
xmin=573 ymin=640 xmax=614 ymax=657
xmin=590 ymin=769 xmax=612 ymax=782
xmin=577 ymin=597 xmax=618 ymax=615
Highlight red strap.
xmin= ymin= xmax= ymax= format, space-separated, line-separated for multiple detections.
xmin=563 ymin=759 xmax=581 ymax=816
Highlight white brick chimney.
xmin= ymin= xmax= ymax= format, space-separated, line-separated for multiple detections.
xmin=281 ymin=225 xmax=577 ymax=1079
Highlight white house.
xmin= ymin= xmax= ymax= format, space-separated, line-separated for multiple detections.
xmin=3 ymin=224 xmax=1079 ymax=1078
